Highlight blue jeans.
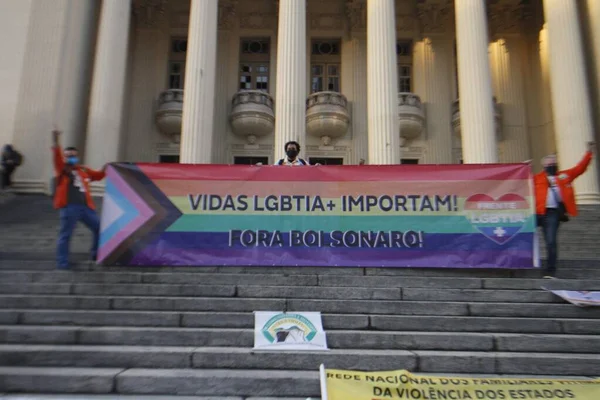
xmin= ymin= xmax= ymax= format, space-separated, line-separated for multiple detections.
xmin=541 ymin=208 xmax=560 ymax=274
xmin=57 ymin=204 xmax=100 ymax=268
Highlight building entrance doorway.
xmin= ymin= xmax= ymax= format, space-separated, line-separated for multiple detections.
xmin=234 ymin=156 xmax=269 ymax=165
xmin=401 ymin=158 xmax=419 ymax=164
xmin=309 ymin=157 xmax=344 ymax=165
xmin=159 ymin=155 xmax=180 ymax=163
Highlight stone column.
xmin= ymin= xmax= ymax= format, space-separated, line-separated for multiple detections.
xmin=53 ymin=0 xmax=98 ymax=155
xmin=414 ymin=37 xmax=454 ymax=164
xmin=454 ymin=0 xmax=497 ymax=163
xmin=414 ymin=2 xmax=455 ymax=164
xmin=124 ymin=1 xmax=169 ymax=163
xmin=584 ymin=0 xmax=600 ymax=147
xmin=489 ymin=38 xmax=530 ymax=163
xmin=367 ymin=0 xmax=400 ymax=164
xmin=213 ymin=30 xmax=232 ymax=165
xmin=84 ymin=0 xmax=132 ymax=169
xmin=11 ymin=0 xmax=70 ymax=192
xmin=543 ymin=0 xmax=600 ymax=203
xmin=351 ymin=34 xmax=368 ymax=164
xmin=273 ymin=0 xmax=306 ymax=159
xmin=179 ymin=0 xmax=219 ymax=164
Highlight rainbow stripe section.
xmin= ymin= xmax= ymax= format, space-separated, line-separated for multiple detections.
xmin=98 ymin=162 xmax=536 ymax=268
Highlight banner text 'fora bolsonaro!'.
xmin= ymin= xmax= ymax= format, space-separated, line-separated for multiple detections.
xmin=324 ymin=369 xmax=600 ymax=400
xmin=97 ymin=163 xmax=536 ymax=267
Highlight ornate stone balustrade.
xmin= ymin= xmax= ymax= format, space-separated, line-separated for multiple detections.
xmin=155 ymin=89 xmax=184 ymax=142
xmin=305 ymin=91 xmax=350 ymax=146
xmin=398 ymin=92 xmax=425 ymax=140
xmin=229 ymin=90 xmax=275 ymax=144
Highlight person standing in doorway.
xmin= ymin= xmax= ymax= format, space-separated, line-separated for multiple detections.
xmin=52 ymin=129 xmax=107 ymax=269
xmin=534 ymin=141 xmax=595 ymax=278
xmin=275 ymin=141 xmax=309 ymax=166
xmin=274 ymin=141 xmax=321 ymax=166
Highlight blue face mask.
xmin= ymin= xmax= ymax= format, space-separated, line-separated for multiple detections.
xmin=66 ymin=156 xmax=79 ymax=165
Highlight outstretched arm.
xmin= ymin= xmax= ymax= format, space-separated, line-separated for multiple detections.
xmin=52 ymin=130 xmax=64 ymax=175
xmin=87 ymin=164 xmax=108 ymax=181
xmin=564 ymin=141 xmax=595 ymax=180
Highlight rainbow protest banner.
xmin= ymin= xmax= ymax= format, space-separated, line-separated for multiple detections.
xmin=97 ymin=162 xmax=537 ymax=268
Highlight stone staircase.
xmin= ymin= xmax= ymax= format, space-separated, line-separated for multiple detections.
xmin=0 ymin=195 xmax=600 ymax=398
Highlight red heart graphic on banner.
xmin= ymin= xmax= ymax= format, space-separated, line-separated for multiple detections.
xmin=464 ymin=193 xmax=530 ymax=245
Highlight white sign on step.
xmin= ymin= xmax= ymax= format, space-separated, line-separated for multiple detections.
xmin=253 ymin=311 xmax=329 ymax=351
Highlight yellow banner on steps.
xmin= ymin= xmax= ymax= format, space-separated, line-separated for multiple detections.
xmin=324 ymin=369 xmax=600 ymax=400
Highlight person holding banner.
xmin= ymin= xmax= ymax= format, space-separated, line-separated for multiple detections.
xmin=51 ymin=129 xmax=107 ymax=270
xmin=275 ymin=141 xmax=320 ymax=166
xmin=535 ymin=141 xmax=595 ymax=278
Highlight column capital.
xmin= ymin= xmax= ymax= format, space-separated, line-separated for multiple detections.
xmin=487 ymin=0 xmax=533 ymax=39
xmin=416 ymin=0 xmax=454 ymax=36
xmin=274 ymin=0 xmax=308 ymax=18
xmin=132 ymin=0 xmax=166 ymax=29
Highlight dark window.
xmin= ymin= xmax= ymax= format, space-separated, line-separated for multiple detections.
xmin=396 ymin=41 xmax=412 ymax=55
xmin=401 ymin=158 xmax=419 ymax=164
xmin=311 ymin=40 xmax=341 ymax=56
xmin=234 ymin=156 xmax=269 ymax=165
xmin=239 ymin=38 xmax=271 ymax=92
xmin=159 ymin=155 xmax=180 ymax=163
xmin=172 ymin=39 xmax=187 ymax=53
xmin=309 ymin=157 xmax=344 ymax=165
xmin=241 ymin=39 xmax=270 ymax=54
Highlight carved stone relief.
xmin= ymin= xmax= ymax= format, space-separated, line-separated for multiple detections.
xmin=416 ymin=0 xmax=454 ymax=35
xmin=240 ymin=13 xmax=276 ymax=29
xmin=396 ymin=14 xmax=417 ymax=33
xmin=487 ymin=0 xmax=532 ymax=37
xmin=133 ymin=0 xmax=167 ymax=29
xmin=218 ymin=0 xmax=238 ymax=30
xmin=345 ymin=0 xmax=366 ymax=31
xmin=309 ymin=13 xmax=344 ymax=31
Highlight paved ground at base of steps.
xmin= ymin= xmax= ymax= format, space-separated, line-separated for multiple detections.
xmin=0 ymin=397 xmax=308 ymax=400
xmin=1 ymin=396 xmax=307 ymax=400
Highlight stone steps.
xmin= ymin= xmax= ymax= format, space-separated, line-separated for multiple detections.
xmin=1 ymin=368 xmax=320 ymax=397
xmin=3 ymin=366 xmax=600 ymax=397
xmin=2 ymin=325 xmax=600 ymax=353
xmin=1 ymin=197 xmax=600 ymax=397
xmin=0 ymin=283 xmax=591 ymax=302
xmin=2 ymin=345 xmax=600 ymax=375
xmin=2 ymin=294 xmax=600 ymax=318
xmin=2 ymin=310 xmax=600 ymax=333
xmin=3 ymin=260 xmax=600 ymax=276
xmin=4 ymin=270 xmax=600 ymax=288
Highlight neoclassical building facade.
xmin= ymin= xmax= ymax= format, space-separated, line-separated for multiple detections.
xmin=2 ymin=0 xmax=600 ymax=203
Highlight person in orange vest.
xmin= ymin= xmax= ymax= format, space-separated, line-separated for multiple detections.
xmin=52 ymin=129 xmax=107 ymax=269
xmin=534 ymin=141 xmax=595 ymax=277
